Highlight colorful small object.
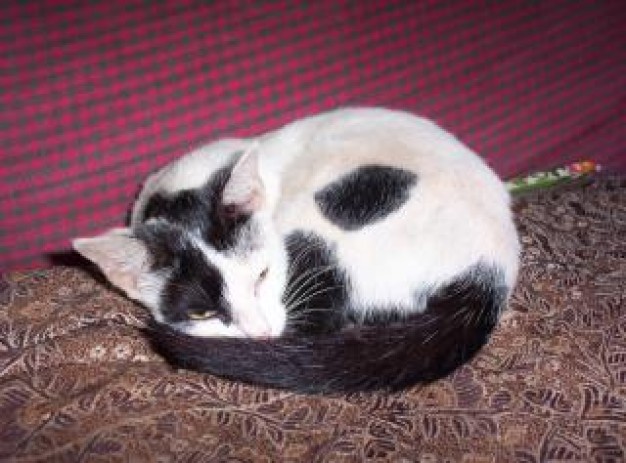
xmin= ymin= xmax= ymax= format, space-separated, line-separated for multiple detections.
xmin=506 ymin=161 xmax=600 ymax=195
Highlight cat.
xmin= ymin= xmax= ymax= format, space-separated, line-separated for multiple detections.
xmin=73 ymin=107 xmax=520 ymax=393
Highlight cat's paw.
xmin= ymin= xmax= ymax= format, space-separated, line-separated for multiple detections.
xmin=182 ymin=320 xmax=246 ymax=338
xmin=265 ymin=304 xmax=288 ymax=337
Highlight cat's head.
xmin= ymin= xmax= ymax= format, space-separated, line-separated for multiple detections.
xmin=73 ymin=148 xmax=288 ymax=338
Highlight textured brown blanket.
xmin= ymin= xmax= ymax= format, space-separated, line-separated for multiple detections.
xmin=1 ymin=177 xmax=625 ymax=462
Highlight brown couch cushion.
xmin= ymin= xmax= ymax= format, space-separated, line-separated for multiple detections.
xmin=1 ymin=176 xmax=625 ymax=461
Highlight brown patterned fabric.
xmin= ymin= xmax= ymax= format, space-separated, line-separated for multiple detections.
xmin=1 ymin=176 xmax=625 ymax=462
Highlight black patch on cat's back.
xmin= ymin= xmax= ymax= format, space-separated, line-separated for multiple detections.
xmin=314 ymin=165 xmax=417 ymax=231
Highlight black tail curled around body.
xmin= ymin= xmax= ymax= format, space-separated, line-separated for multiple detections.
xmin=147 ymin=266 xmax=509 ymax=394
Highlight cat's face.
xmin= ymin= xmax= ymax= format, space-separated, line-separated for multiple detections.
xmin=74 ymin=220 xmax=287 ymax=338
xmin=74 ymin=147 xmax=288 ymax=338
xmin=140 ymin=214 xmax=288 ymax=338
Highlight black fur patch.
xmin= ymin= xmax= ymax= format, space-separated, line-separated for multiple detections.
xmin=141 ymin=163 xmax=251 ymax=251
xmin=134 ymin=222 xmax=232 ymax=325
xmin=148 ymin=262 xmax=510 ymax=393
xmin=395 ymin=264 xmax=508 ymax=385
xmin=282 ymin=231 xmax=350 ymax=334
xmin=314 ymin=165 xmax=417 ymax=231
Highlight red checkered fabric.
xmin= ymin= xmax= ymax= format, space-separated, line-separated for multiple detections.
xmin=1 ymin=1 xmax=625 ymax=272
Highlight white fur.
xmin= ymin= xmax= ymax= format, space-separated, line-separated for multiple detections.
xmin=266 ymin=108 xmax=519 ymax=314
xmin=114 ymin=108 xmax=519 ymax=337
xmin=189 ymin=232 xmax=288 ymax=337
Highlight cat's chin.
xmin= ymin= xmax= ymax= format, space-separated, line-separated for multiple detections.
xmin=262 ymin=302 xmax=288 ymax=338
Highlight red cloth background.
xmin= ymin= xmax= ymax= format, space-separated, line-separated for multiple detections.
xmin=1 ymin=1 xmax=625 ymax=271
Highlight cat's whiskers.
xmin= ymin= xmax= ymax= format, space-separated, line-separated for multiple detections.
xmin=284 ymin=240 xmax=315 ymax=276
xmin=284 ymin=236 xmax=319 ymax=272
xmin=284 ymin=235 xmax=336 ymax=273
xmin=285 ymin=255 xmax=325 ymax=285
xmin=283 ymin=265 xmax=335 ymax=306
xmin=284 ymin=272 xmax=337 ymax=311
xmin=286 ymin=284 xmax=343 ymax=312
xmin=285 ymin=263 xmax=329 ymax=295
xmin=287 ymin=307 xmax=336 ymax=322
xmin=284 ymin=280 xmax=325 ymax=309
xmin=286 ymin=307 xmax=335 ymax=328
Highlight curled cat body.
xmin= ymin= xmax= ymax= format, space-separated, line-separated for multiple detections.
xmin=74 ymin=107 xmax=520 ymax=393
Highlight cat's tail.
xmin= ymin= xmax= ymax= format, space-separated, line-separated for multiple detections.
xmin=147 ymin=266 xmax=509 ymax=394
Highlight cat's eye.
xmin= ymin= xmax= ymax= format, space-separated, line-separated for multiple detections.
xmin=188 ymin=310 xmax=218 ymax=321
xmin=258 ymin=267 xmax=269 ymax=281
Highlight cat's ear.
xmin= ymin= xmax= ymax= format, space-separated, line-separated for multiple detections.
xmin=72 ymin=228 xmax=150 ymax=300
xmin=221 ymin=144 xmax=265 ymax=214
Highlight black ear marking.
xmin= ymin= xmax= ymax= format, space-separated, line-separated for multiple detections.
xmin=140 ymin=162 xmax=254 ymax=252
xmin=314 ymin=165 xmax=418 ymax=231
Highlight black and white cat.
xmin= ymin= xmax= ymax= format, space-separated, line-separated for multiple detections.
xmin=74 ymin=107 xmax=519 ymax=393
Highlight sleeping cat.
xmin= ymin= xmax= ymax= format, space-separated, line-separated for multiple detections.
xmin=73 ymin=107 xmax=520 ymax=393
